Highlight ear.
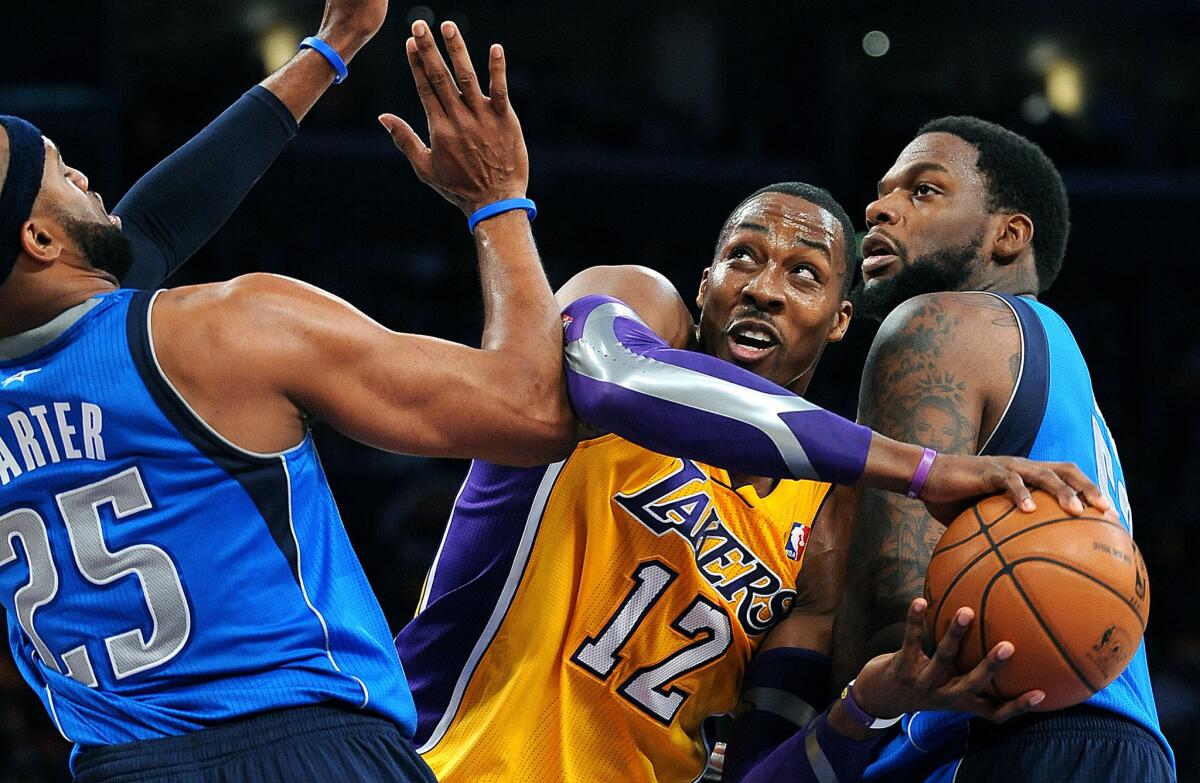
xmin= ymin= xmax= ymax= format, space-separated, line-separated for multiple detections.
xmin=992 ymin=213 xmax=1034 ymax=265
xmin=695 ymin=267 xmax=710 ymax=311
xmin=826 ymin=299 xmax=853 ymax=343
xmin=19 ymin=216 xmax=65 ymax=266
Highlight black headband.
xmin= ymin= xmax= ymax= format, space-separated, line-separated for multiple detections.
xmin=0 ymin=115 xmax=47 ymax=283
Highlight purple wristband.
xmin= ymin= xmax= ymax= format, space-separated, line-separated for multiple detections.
xmin=839 ymin=679 xmax=902 ymax=730
xmin=906 ymin=447 xmax=938 ymax=499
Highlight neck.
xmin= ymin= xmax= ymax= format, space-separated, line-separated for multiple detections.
xmin=963 ymin=258 xmax=1039 ymax=297
xmin=0 ymin=271 xmax=116 ymax=337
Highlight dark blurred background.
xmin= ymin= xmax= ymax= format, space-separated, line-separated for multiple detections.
xmin=2 ymin=0 xmax=1198 ymax=780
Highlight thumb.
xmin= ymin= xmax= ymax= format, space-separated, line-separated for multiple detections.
xmin=378 ymin=114 xmax=431 ymax=174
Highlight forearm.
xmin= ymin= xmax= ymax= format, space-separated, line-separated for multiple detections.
xmin=116 ymin=21 xmax=374 ymax=289
xmin=116 ymin=86 xmax=298 ymax=288
xmin=729 ymin=707 xmax=885 ymax=783
xmin=563 ymin=295 xmax=934 ymax=486
xmin=475 ymin=212 xmax=571 ymax=435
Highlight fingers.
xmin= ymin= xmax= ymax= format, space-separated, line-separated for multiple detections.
xmin=1049 ymin=461 xmax=1113 ymax=514
xmin=440 ymin=21 xmax=484 ymax=108
xmin=1009 ymin=461 xmax=1084 ymax=515
xmin=406 ymin=36 xmax=444 ymax=121
xmin=488 ymin=44 xmax=510 ymax=114
xmin=997 ymin=467 xmax=1037 ymax=513
xmin=989 ymin=689 xmax=1045 ymax=722
xmin=897 ymin=597 xmax=929 ymax=663
xmin=925 ymin=607 xmax=972 ymax=682
xmin=378 ymin=114 xmax=432 ymax=178
xmin=411 ymin=20 xmax=461 ymax=112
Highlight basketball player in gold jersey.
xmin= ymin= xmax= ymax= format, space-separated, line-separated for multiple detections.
xmin=391 ymin=27 xmax=1110 ymax=783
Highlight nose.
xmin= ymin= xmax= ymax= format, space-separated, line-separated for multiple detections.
xmin=866 ymin=191 xmax=900 ymax=228
xmin=67 ymin=167 xmax=89 ymax=193
xmin=741 ymin=264 xmax=787 ymax=313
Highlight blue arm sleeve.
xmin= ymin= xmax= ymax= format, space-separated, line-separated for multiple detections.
xmin=562 ymin=295 xmax=873 ymax=485
xmin=116 ymin=85 xmax=298 ymax=289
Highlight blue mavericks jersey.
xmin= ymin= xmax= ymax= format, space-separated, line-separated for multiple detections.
xmin=0 ymin=289 xmax=415 ymax=753
xmin=866 ymin=293 xmax=1173 ymax=781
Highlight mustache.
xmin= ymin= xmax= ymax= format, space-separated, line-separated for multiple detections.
xmin=724 ymin=306 xmax=782 ymax=334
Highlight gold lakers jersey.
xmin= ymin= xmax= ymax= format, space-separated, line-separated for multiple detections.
xmin=394 ymin=435 xmax=832 ymax=782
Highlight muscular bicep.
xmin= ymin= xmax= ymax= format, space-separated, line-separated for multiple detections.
xmin=835 ymin=293 xmax=1020 ymax=676
xmin=237 ymin=275 xmax=571 ymax=465
xmin=556 ymin=265 xmax=694 ymax=349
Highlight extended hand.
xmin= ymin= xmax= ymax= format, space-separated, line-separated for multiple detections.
xmin=919 ymin=453 xmax=1114 ymax=524
xmin=852 ymin=598 xmax=1044 ymax=722
xmin=316 ymin=0 xmax=389 ymax=60
xmin=380 ymin=21 xmax=528 ymax=215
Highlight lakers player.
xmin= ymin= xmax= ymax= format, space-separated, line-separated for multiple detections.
xmin=395 ymin=173 xmax=1108 ymax=780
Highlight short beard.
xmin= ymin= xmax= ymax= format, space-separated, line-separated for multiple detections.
xmin=850 ymin=238 xmax=982 ymax=322
xmin=63 ymin=217 xmax=134 ymax=283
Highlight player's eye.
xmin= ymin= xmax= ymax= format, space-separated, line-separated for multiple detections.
xmin=791 ymin=264 xmax=818 ymax=282
xmin=727 ymin=246 xmax=756 ymax=263
xmin=914 ymin=182 xmax=939 ymax=197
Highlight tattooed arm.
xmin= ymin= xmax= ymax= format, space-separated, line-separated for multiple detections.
xmin=832 ymin=292 xmax=1022 ymax=682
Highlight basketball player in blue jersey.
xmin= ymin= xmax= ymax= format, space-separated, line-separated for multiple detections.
xmin=0 ymin=17 xmax=576 ymax=783
xmin=814 ymin=117 xmax=1173 ymax=781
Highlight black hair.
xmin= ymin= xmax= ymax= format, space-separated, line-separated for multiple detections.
xmin=917 ymin=116 xmax=1070 ymax=292
xmin=716 ymin=181 xmax=857 ymax=298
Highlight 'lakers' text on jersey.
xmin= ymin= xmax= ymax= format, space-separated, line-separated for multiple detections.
xmin=396 ymin=435 xmax=832 ymax=783
xmin=0 ymin=290 xmax=415 ymax=754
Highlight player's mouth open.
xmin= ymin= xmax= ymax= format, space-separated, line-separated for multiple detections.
xmin=726 ymin=321 xmax=780 ymax=362
xmin=861 ymin=232 xmax=901 ymax=282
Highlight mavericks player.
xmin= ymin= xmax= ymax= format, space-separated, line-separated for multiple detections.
xmin=829 ymin=117 xmax=1174 ymax=781
xmin=0 ymin=19 xmax=571 ymax=783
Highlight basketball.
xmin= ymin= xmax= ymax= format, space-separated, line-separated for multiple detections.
xmin=924 ymin=489 xmax=1149 ymax=711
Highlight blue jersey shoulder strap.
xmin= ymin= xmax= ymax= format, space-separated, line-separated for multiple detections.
xmin=978 ymin=293 xmax=1049 ymax=459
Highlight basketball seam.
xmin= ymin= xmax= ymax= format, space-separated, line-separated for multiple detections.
xmin=977 ymin=523 xmax=1101 ymax=697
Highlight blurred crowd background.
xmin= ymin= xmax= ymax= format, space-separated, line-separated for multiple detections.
xmin=3 ymin=1 xmax=1199 ymax=780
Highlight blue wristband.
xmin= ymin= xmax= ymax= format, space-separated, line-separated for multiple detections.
xmin=299 ymin=36 xmax=349 ymax=84
xmin=468 ymin=198 xmax=537 ymax=234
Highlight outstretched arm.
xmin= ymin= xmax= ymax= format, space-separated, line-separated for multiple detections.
xmin=154 ymin=21 xmax=572 ymax=465
xmin=563 ymin=293 xmax=1108 ymax=516
xmin=118 ymin=0 xmax=388 ymax=288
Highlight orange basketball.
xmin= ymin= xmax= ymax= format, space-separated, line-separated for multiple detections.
xmin=923 ymin=489 xmax=1149 ymax=711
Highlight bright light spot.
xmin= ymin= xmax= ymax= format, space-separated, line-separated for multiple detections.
xmin=1021 ymin=94 xmax=1052 ymax=124
xmin=1045 ymin=59 xmax=1084 ymax=116
xmin=259 ymin=23 xmax=302 ymax=74
xmin=862 ymin=30 xmax=890 ymax=57
xmin=1025 ymin=40 xmax=1060 ymax=74
xmin=407 ymin=6 xmax=435 ymax=25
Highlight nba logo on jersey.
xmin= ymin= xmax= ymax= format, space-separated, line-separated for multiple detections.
xmin=785 ymin=522 xmax=808 ymax=560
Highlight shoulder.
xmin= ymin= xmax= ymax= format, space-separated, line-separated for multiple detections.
xmin=557 ymin=265 xmax=693 ymax=348
xmin=868 ymin=292 xmax=1020 ymax=375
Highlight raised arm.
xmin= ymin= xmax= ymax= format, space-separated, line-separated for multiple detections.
xmin=154 ymin=22 xmax=573 ymax=465
xmin=118 ymin=0 xmax=388 ymax=288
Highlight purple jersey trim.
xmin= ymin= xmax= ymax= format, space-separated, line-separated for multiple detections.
xmin=562 ymin=295 xmax=870 ymax=485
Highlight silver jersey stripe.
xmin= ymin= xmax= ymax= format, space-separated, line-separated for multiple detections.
xmin=417 ymin=459 xmax=567 ymax=754
xmin=742 ymin=686 xmax=819 ymax=728
xmin=806 ymin=729 xmax=840 ymax=783
xmin=565 ymin=301 xmax=819 ymax=480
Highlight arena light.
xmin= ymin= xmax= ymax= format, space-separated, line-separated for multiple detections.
xmin=1045 ymin=59 xmax=1085 ymax=117
xmin=259 ymin=23 xmax=302 ymax=74
xmin=862 ymin=30 xmax=890 ymax=57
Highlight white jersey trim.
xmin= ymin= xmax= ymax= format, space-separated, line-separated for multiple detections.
xmin=416 ymin=459 xmax=567 ymax=754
